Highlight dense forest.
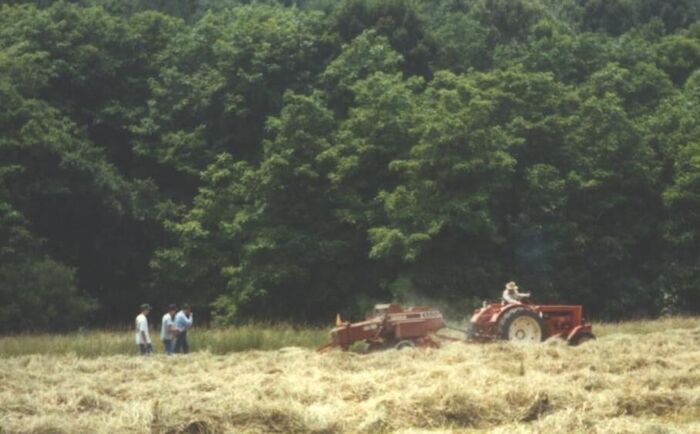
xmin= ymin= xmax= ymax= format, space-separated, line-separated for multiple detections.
xmin=1 ymin=0 xmax=699 ymax=330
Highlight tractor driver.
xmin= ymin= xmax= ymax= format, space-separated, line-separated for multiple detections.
xmin=502 ymin=281 xmax=530 ymax=304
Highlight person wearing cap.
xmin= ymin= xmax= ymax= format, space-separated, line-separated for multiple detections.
xmin=135 ymin=304 xmax=153 ymax=355
xmin=173 ymin=303 xmax=193 ymax=354
xmin=161 ymin=304 xmax=177 ymax=355
xmin=502 ymin=281 xmax=530 ymax=304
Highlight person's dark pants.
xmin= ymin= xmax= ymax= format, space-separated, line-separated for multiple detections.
xmin=138 ymin=343 xmax=153 ymax=355
xmin=162 ymin=339 xmax=173 ymax=355
xmin=174 ymin=331 xmax=189 ymax=354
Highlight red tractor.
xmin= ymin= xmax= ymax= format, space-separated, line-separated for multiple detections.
xmin=319 ymin=300 xmax=595 ymax=352
xmin=468 ymin=301 xmax=595 ymax=345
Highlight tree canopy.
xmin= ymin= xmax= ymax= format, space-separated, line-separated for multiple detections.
xmin=1 ymin=0 xmax=700 ymax=330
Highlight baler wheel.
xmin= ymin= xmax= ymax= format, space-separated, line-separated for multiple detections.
xmin=498 ymin=307 xmax=546 ymax=343
xmin=395 ymin=340 xmax=416 ymax=350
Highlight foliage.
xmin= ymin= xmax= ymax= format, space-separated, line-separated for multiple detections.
xmin=1 ymin=0 xmax=700 ymax=330
xmin=0 ymin=259 xmax=95 ymax=331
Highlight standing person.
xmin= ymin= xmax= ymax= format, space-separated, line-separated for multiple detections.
xmin=502 ymin=281 xmax=531 ymax=304
xmin=135 ymin=304 xmax=153 ymax=355
xmin=161 ymin=304 xmax=177 ymax=355
xmin=173 ymin=304 xmax=193 ymax=354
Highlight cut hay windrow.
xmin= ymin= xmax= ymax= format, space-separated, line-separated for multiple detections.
xmin=1 ymin=319 xmax=699 ymax=433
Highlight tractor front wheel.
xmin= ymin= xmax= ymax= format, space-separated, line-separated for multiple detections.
xmin=498 ymin=308 xmax=546 ymax=343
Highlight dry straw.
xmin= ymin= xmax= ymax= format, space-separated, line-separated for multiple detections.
xmin=1 ymin=317 xmax=699 ymax=433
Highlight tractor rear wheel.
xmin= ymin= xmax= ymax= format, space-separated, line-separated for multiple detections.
xmin=395 ymin=340 xmax=416 ymax=350
xmin=498 ymin=308 xmax=546 ymax=343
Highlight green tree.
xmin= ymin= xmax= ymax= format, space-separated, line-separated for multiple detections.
xmin=655 ymin=33 xmax=700 ymax=85
xmin=558 ymin=92 xmax=662 ymax=315
xmin=518 ymin=20 xmax=611 ymax=82
xmin=0 ymin=4 xmax=159 ymax=324
xmin=322 ymin=29 xmax=403 ymax=114
xmin=134 ymin=6 xmax=331 ymax=175
xmin=582 ymin=0 xmax=634 ymax=36
xmin=475 ymin=0 xmax=543 ymax=42
xmin=0 ymin=201 xmax=95 ymax=331
xmin=2 ymin=0 xmax=700 ymax=328
xmin=332 ymin=0 xmax=436 ymax=78
xmin=656 ymin=72 xmax=700 ymax=312
xmin=371 ymin=71 xmax=519 ymax=304
xmin=0 ymin=259 xmax=95 ymax=331
xmin=154 ymin=93 xmax=386 ymax=321
xmin=322 ymin=72 xmax=422 ymax=229
xmin=635 ymin=0 xmax=699 ymax=32
xmin=427 ymin=1 xmax=491 ymax=72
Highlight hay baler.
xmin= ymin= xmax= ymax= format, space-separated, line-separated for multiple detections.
xmin=317 ymin=303 xmax=445 ymax=352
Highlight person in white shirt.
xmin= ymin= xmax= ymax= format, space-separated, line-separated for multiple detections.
xmin=135 ymin=303 xmax=153 ymax=355
xmin=502 ymin=281 xmax=530 ymax=304
xmin=161 ymin=304 xmax=177 ymax=355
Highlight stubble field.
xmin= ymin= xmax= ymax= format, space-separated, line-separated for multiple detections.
xmin=1 ymin=317 xmax=699 ymax=434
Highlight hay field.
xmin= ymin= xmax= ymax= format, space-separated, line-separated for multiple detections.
xmin=0 ymin=324 xmax=328 ymax=358
xmin=2 ymin=318 xmax=700 ymax=434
